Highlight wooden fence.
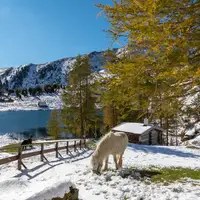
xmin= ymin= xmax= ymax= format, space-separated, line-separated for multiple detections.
xmin=0 ymin=139 xmax=87 ymax=170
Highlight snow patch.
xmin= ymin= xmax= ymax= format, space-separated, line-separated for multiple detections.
xmin=0 ymin=133 xmax=20 ymax=147
xmin=26 ymin=181 xmax=74 ymax=200
xmin=1 ymin=139 xmax=200 ymax=199
xmin=0 ymin=93 xmax=62 ymax=111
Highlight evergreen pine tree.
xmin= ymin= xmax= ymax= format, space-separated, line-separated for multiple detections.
xmin=62 ymin=55 xmax=98 ymax=137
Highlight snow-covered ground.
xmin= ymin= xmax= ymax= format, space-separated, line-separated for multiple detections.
xmin=185 ymin=135 xmax=200 ymax=148
xmin=0 ymin=93 xmax=62 ymax=111
xmin=1 ymin=137 xmax=200 ymax=200
xmin=0 ymin=134 xmax=20 ymax=148
xmin=185 ymin=122 xmax=200 ymax=137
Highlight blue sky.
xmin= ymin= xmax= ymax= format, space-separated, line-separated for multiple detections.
xmin=0 ymin=0 xmax=124 ymax=68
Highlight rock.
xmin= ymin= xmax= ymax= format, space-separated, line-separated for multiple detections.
xmin=52 ymin=186 xmax=79 ymax=200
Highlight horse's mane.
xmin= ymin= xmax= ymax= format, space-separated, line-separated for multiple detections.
xmin=94 ymin=131 xmax=113 ymax=155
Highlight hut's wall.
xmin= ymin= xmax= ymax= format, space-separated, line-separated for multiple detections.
xmin=151 ymin=130 xmax=159 ymax=145
xmin=141 ymin=129 xmax=162 ymax=145
xmin=114 ymin=129 xmax=163 ymax=145
xmin=140 ymin=132 xmax=149 ymax=144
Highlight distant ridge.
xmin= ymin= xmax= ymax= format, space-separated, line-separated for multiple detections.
xmin=0 ymin=48 xmax=122 ymax=90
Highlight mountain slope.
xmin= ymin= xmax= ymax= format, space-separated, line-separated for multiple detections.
xmin=0 ymin=49 xmax=119 ymax=90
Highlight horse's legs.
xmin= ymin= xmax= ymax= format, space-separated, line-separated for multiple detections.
xmin=113 ymin=155 xmax=118 ymax=170
xmin=97 ymin=161 xmax=103 ymax=173
xmin=118 ymin=154 xmax=123 ymax=168
xmin=103 ymin=157 xmax=109 ymax=171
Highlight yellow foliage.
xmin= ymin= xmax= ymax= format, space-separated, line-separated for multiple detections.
xmin=98 ymin=0 xmax=200 ymax=121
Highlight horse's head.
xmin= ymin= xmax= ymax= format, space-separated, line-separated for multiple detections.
xmin=91 ymin=154 xmax=102 ymax=174
xmin=91 ymin=154 xmax=98 ymax=171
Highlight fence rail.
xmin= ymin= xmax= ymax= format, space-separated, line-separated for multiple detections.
xmin=0 ymin=139 xmax=87 ymax=170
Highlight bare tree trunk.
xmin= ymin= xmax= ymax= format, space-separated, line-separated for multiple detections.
xmin=176 ymin=117 xmax=178 ymax=146
xmin=112 ymin=106 xmax=118 ymax=127
xmin=166 ymin=117 xmax=169 ymax=146
xmin=85 ymin=77 xmax=88 ymax=135
xmin=79 ymin=81 xmax=84 ymax=136
xmin=160 ymin=117 xmax=163 ymax=128
xmin=112 ymin=106 xmax=115 ymax=127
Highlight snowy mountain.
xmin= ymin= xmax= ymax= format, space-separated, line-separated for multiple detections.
xmin=0 ymin=68 xmax=7 ymax=75
xmin=0 ymin=48 xmax=120 ymax=90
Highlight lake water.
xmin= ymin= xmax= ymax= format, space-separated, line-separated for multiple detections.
xmin=0 ymin=110 xmax=52 ymax=139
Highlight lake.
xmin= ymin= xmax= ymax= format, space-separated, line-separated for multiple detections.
xmin=0 ymin=110 xmax=52 ymax=139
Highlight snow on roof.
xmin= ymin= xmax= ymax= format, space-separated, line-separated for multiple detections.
xmin=112 ymin=122 xmax=161 ymax=135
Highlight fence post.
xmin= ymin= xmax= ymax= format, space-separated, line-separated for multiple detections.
xmin=74 ymin=140 xmax=76 ymax=152
xmin=18 ymin=146 xmax=22 ymax=170
xmin=66 ymin=141 xmax=69 ymax=154
xmin=56 ymin=142 xmax=58 ymax=158
xmin=80 ymin=140 xmax=82 ymax=150
xmin=41 ymin=143 xmax=44 ymax=162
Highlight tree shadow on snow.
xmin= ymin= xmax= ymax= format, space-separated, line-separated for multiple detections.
xmin=128 ymin=144 xmax=200 ymax=158
xmin=14 ymin=148 xmax=92 ymax=180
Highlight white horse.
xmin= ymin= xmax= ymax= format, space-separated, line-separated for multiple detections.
xmin=91 ymin=131 xmax=128 ymax=174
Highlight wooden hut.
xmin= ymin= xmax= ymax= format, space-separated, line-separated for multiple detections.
xmin=112 ymin=121 xmax=164 ymax=145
